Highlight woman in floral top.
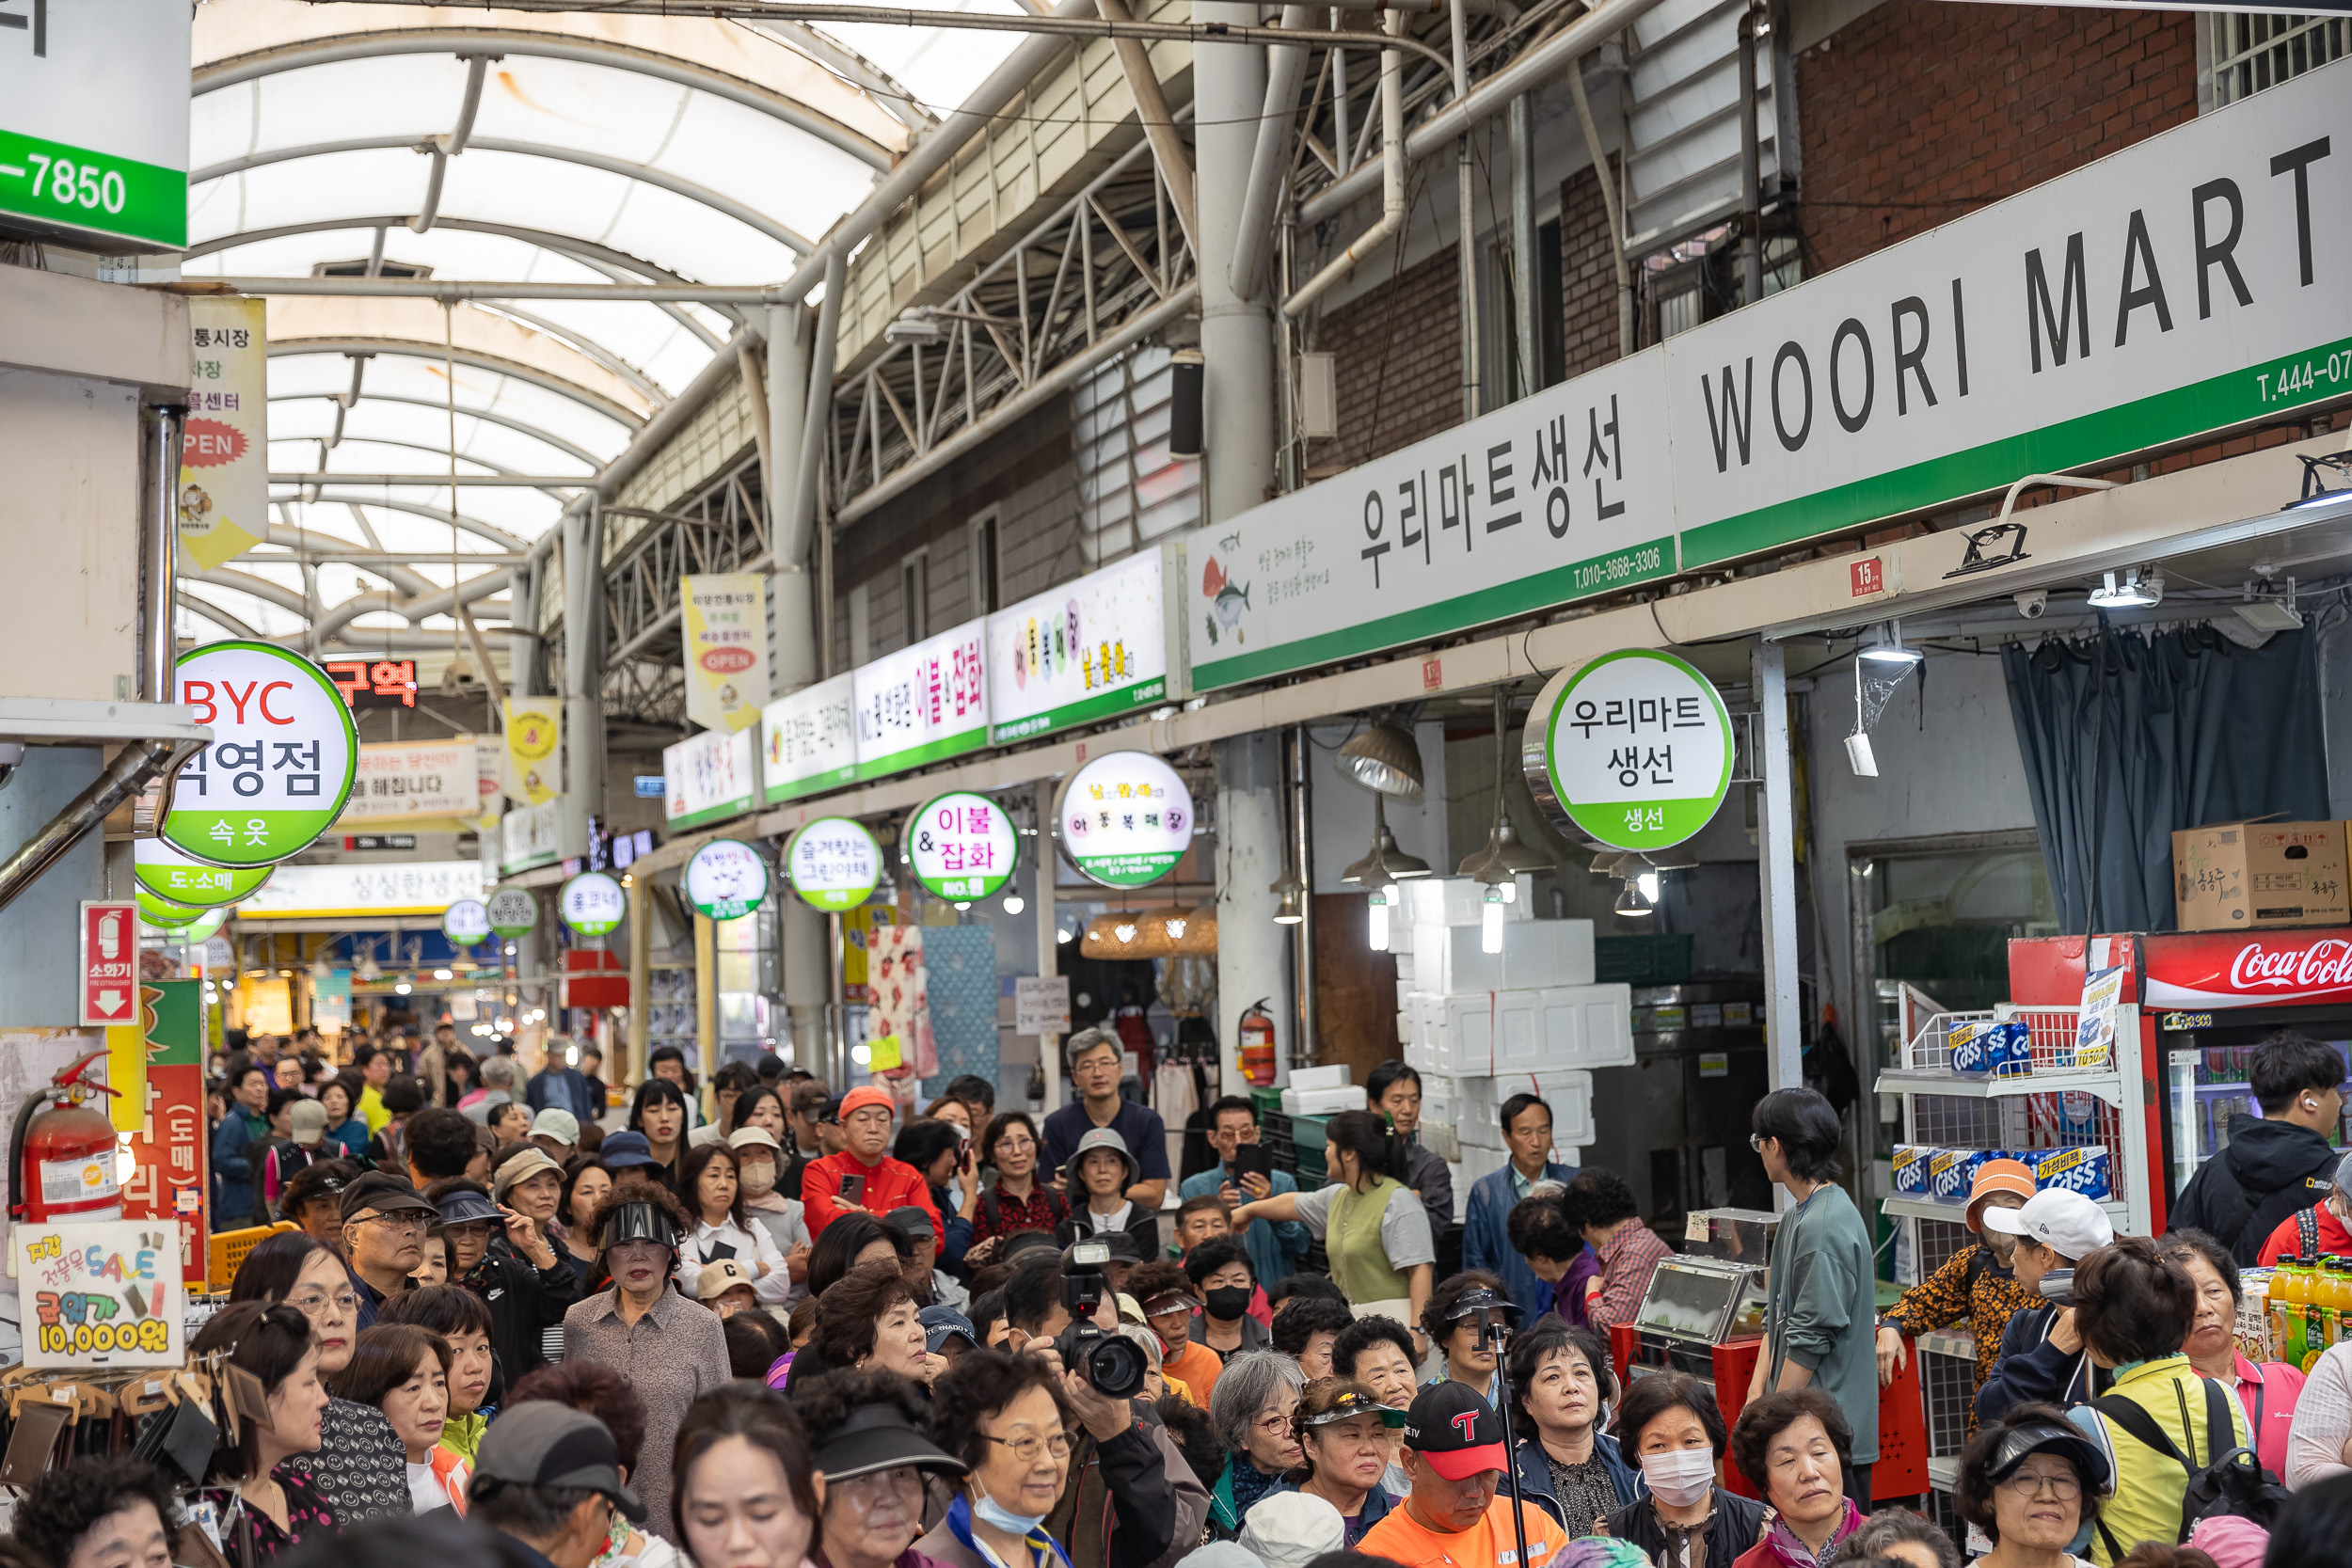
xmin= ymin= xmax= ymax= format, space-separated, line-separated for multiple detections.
xmin=191 ymin=1301 xmax=340 ymax=1560
xmin=965 ymin=1113 xmax=1070 ymax=1264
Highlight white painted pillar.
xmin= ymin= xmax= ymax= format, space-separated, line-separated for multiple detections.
xmin=560 ymin=502 xmax=605 ymax=863
xmin=1754 ymin=639 xmax=1802 ymax=1093
xmin=1216 ymin=732 xmax=1292 ymax=1090
xmin=1194 ymin=2 xmax=1277 ymax=525
xmin=765 ymin=303 xmax=830 ymax=1069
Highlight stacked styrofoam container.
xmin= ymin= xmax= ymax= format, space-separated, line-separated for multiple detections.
xmin=1391 ymin=878 xmax=1634 ymax=1202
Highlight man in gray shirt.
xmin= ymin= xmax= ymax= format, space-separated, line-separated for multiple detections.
xmin=1747 ymin=1085 xmax=1879 ymax=1506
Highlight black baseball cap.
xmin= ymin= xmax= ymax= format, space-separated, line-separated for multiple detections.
xmin=472 ymin=1402 xmax=646 ymax=1523
xmin=1403 ymin=1382 xmax=1509 ymax=1481
xmin=811 ymin=1401 xmax=968 ymax=1483
xmin=884 ymin=1206 xmax=937 ymax=1243
xmin=339 ymin=1170 xmax=435 ymax=1225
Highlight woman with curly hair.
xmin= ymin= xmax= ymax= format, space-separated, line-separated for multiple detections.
xmin=917 ymin=1349 xmax=1073 ymax=1568
xmin=797 ymin=1368 xmax=966 ymax=1568
xmin=812 ymin=1259 xmax=941 ymax=1386
xmin=507 ymin=1358 xmax=681 ymax=1568
xmin=561 ymin=1175 xmax=728 ymax=1544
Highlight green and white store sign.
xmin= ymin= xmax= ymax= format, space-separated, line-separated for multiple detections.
xmin=486 ymin=885 xmax=540 ymax=941
xmin=166 ymin=641 xmax=358 ymax=868
xmin=0 ymin=2 xmax=191 ymax=252
xmin=1527 ymin=649 xmax=1732 ymax=852
xmin=904 ymin=792 xmax=1018 ymax=902
xmin=1053 ymin=752 xmax=1194 ymax=889
xmin=686 ymin=839 xmax=771 ymax=920
xmin=443 ymin=898 xmax=492 ymax=948
xmin=559 ymin=872 xmax=627 ymax=937
xmin=134 ymin=835 xmax=272 ymax=909
xmin=785 ymin=818 xmax=883 ymax=911
xmin=169 ymin=906 xmax=231 ymax=944
xmin=135 ymin=885 xmax=209 ymax=927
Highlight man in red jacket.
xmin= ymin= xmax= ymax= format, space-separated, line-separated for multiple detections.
xmin=803 ymin=1085 xmax=943 ymax=1240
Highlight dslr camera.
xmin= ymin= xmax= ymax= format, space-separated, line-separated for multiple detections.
xmin=1054 ymin=1241 xmax=1149 ymax=1401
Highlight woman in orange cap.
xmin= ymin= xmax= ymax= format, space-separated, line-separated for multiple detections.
xmin=1875 ymin=1158 xmax=2039 ymax=1426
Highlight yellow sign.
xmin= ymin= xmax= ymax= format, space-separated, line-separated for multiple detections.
xmin=179 ymin=297 xmax=266 ymax=571
xmin=503 ymin=698 xmax=563 ymax=805
xmin=105 ymin=1022 xmax=148 ymax=1136
xmin=241 ymin=977 xmax=293 ymax=1037
xmin=681 ymin=574 xmax=769 ymax=734
xmin=866 ymin=1033 xmax=904 ymax=1072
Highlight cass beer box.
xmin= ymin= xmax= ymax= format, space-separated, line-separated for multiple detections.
xmin=2172 ymin=821 xmax=2349 ymax=932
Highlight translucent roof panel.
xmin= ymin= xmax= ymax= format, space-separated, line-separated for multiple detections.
xmin=187 ymin=1 xmax=946 ymax=649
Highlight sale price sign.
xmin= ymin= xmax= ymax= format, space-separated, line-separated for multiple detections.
xmin=166 ymin=641 xmax=359 ymax=868
xmin=17 ymin=1221 xmax=185 ymax=1369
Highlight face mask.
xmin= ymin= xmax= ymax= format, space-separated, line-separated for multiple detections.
xmin=738 ymin=1162 xmax=777 ymax=1197
xmin=971 ymin=1487 xmax=1051 ymax=1535
xmin=1205 ymin=1286 xmax=1253 ymax=1321
xmin=1640 ymin=1448 xmax=1716 ymax=1507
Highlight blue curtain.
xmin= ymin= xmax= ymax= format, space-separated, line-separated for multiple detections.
xmin=2001 ymin=625 xmax=2330 ymax=935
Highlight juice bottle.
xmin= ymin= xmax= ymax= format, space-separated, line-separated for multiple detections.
xmin=2274 ymin=1258 xmax=2311 ymax=1368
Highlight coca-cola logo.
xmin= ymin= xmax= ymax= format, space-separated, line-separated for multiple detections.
xmin=2227 ymin=938 xmax=2352 ymax=992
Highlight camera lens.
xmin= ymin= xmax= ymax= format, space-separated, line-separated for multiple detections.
xmin=1084 ymin=1331 xmax=1149 ymax=1402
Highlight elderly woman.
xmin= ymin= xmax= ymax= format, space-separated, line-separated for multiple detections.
xmin=1272 ymin=1378 xmax=1402 ymax=1544
xmin=1952 ymin=1403 xmax=2110 ymax=1568
xmin=1206 ymin=1348 xmax=1307 ymax=1536
xmin=509 ymin=1357 xmax=682 ymax=1568
xmin=562 ymin=1176 xmax=730 ymax=1544
xmin=675 ymin=1140 xmax=795 ymax=1308
xmin=190 ymin=1303 xmax=338 ymax=1560
xmin=1422 ymin=1268 xmax=1508 ymax=1405
xmin=800 ymin=1369 xmax=968 ymax=1568
xmin=730 ymin=1126 xmax=814 ymax=1307
xmin=1830 ymin=1513 xmax=1962 ymax=1568
xmin=1606 ymin=1369 xmax=1760 ymax=1568
xmin=1730 ymin=1389 xmax=1861 ymax=1568
xmin=1506 ymin=1321 xmax=1640 ymax=1538
xmin=2157 ymin=1228 xmax=2301 ymax=1478
xmin=228 ymin=1230 xmax=412 ymax=1524
xmin=674 ymin=1384 xmax=826 ymax=1568
xmin=917 ymin=1349 xmax=1075 ymax=1568
xmin=813 ymin=1259 xmax=945 ymax=1387
xmin=328 ymin=1324 xmax=467 ymax=1514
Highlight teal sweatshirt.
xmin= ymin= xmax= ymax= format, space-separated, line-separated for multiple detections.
xmin=1765 ymin=1180 xmax=1880 ymax=1464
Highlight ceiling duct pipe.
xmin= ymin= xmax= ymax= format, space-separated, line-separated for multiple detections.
xmin=1282 ymin=12 xmax=1404 ymax=319
xmin=1228 ymin=5 xmax=1315 ymax=299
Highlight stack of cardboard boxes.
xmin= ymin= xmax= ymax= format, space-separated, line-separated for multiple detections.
xmin=2171 ymin=820 xmax=2349 ymax=930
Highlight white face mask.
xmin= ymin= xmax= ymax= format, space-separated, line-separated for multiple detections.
xmin=1640 ymin=1448 xmax=1716 ymax=1507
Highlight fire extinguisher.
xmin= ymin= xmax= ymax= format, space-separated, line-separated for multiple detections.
xmin=1238 ymin=998 xmax=1277 ymax=1087
xmin=9 ymin=1049 xmax=123 ymax=1228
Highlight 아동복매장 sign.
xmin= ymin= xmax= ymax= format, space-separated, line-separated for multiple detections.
xmin=1525 ymin=649 xmax=1732 ymax=853
xmin=687 ymin=840 xmax=771 ymax=921
xmin=167 ymin=641 xmax=358 ymax=868
xmin=905 ymin=792 xmax=1019 ymax=901
xmin=1054 ymin=752 xmax=1194 ymax=889
xmin=787 ymin=818 xmax=883 ymax=911
xmin=17 ymin=1220 xmax=185 ymax=1367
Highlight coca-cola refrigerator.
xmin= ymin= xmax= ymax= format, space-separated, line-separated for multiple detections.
xmin=2011 ymin=929 xmax=2352 ymax=1232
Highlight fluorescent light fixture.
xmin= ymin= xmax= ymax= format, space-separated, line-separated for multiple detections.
xmin=2087 ymin=567 xmax=2163 ymax=609
xmin=1845 ymin=731 xmax=1878 ymax=777
xmin=1481 ymin=884 xmax=1506 ymax=955
xmin=1637 ymin=871 xmax=1661 ymax=904
xmin=1367 ymin=885 xmax=1393 ymax=952
xmin=1857 ymin=620 xmax=1924 ymax=665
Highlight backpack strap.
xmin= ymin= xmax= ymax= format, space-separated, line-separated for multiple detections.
xmin=2201 ymin=1377 xmax=2239 ymax=1466
xmin=2300 ymin=1205 xmax=2319 ymax=1257
xmin=2095 ymin=1395 xmax=2193 ymax=1471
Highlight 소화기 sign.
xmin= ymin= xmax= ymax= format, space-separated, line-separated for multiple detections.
xmin=79 ymin=901 xmax=136 ymax=1026
xmin=686 ymin=839 xmax=771 ymax=921
xmin=1053 ymin=751 xmax=1194 ymax=889
xmin=904 ymin=792 xmax=1019 ymax=902
xmin=664 ymin=725 xmax=758 ymax=831
xmin=559 ymin=872 xmax=627 ymax=937
xmin=762 ymin=672 xmax=857 ymax=803
xmin=986 ymin=546 xmax=1181 ymax=744
xmin=1525 ymin=649 xmax=1732 ymax=853
xmin=853 ymin=621 xmax=988 ymax=781
xmin=786 ymin=818 xmax=883 ymax=911
xmin=132 ymin=836 xmax=271 ymax=909
xmin=16 ymin=1220 xmax=184 ymax=1368
xmin=178 ymin=296 xmax=267 ymax=571
xmin=682 ymin=574 xmax=770 ymax=735
xmin=167 ymin=641 xmax=358 ymax=868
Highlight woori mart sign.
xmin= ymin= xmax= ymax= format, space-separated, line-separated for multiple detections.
xmin=1187 ymin=56 xmax=2351 ymax=690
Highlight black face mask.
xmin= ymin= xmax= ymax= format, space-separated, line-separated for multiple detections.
xmin=1205 ymin=1286 xmax=1253 ymax=1321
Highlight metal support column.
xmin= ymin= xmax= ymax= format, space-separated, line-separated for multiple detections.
xmin=1036 ymin=781 xmax=1063 ymax=1115
xmin=1508 ymin=97 xmax=1539 ymax=399
xmin=1754 ymin=640 xmax=1803 ymax=1100
xmin=1195 ymin=0 xmax=1278 ymax=524
xmin=627 ymin=872 xmax=650 ymax=1090
xmin=694 ymin=909 xmax=719 ymax=1118
xmin=560 ymin=500 xmax=605 ymax=863
xmin=1217 ymin=732 xmax=1292 ymax=1089
xmin=1291 ymin=724 xmax=1318 ymax=1066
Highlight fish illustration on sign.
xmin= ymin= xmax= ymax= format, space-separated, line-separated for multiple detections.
xmin=1201 ymin=555 xmax=1250 ymax=645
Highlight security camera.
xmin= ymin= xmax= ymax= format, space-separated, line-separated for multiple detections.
xmin=2014 ymin=590 xmax=2047 ymax=620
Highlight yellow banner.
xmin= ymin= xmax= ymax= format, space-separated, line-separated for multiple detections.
xmin=681 ymin=574 xmax=768 ymax=734
xmin=503 ymin=698 xmax=563 ymax=805
xmin=105 ymin=1022 xmax=149 ymax=1135
xmin=180 ymin=297 xmax=267 ymax=572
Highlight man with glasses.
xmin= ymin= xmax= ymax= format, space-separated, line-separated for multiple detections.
xmin=1043 ymin=1029 xmax=1169 ymax=1212
xmin=339 ymin=1170 xmax=435 ymax=1326
xmin=1178 ymin=1096 xmax=1309 ymax=1291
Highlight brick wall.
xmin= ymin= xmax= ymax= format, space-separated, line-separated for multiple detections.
xmin=1560 ymin=152 xmax=1624 ymax=383
xmin=1796 ymin=3 xmax=2200 ymax=273
xmin=1302 ymin=230 xmax=1465 ymax=473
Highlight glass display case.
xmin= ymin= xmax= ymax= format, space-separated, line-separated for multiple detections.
xmin=2157 ymin=1018 xmax=2352 ymax=1210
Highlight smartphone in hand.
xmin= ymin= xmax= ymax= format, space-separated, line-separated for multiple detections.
xmin=1232 ymin=1145 xmax=1274 ymax=1183
xmin=840 ymin=1172 xmax=866 ymax=1207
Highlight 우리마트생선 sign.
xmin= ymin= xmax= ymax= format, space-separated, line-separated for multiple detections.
xmin=786 ymin=818 xmax=883 ymax=911
xmin=1053 ymin=751 xmax=1194 ymax=889
xmin=17 ymin=1220 xmax=185 ymax=1368
xmin=443 ymin=897 xmax=491 ymax=947
xmin=686 ymin=839 xmax=771 ymax=921
xmin=559 ymin=872 xmax=627 ymax=937
xmin=904 ymin=792 xmax=1019 ymax=902
xmin=1524 ymin=649 xmax=1732 ymax=853
xmin=167 ymin=642 xmax=358 ymax=868
xmin=132 ymin=835 xmax=272 ymax=909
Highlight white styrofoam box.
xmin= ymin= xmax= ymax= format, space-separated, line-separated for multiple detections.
xmin=1432 ymin=993 xmax=1496 ymax=1076
xmin=1406 ymin=877 xmax=1539 ymax=928
xmin=1396 ymin=1011 xmax=1413 ymax=1047
xmin=1281 ymin=1085 xmax=1369 ymax=1116
xmin=1293 ymin=1065 xmax=1352 ymax=1091
xmin=1396 ymin=979 xmax=1415 ymax=1010
xmin=1393 ymin=953 xmax=1415 ymax=985
xmin=1460 ymin=1145 xmax=1510 ymax=1187
xmin=1414 ymin=920 xmax=1597 ymax=994
xmin=1459 ymin=1110 xmax=1506 ymax=1150
xmin=1488 ymin=983 xmax=1637 ymax=1073
xmin=1448 ymin=1163 xmax=1471 ymax=1223
xmin=1404 ymin=1027 xmax=1439 ymax=1072
xmin=1484 ymin=1069 xmax=1597 ymax=1146
xmin=1422 ymin=1081 xmax=1456 ymax=1133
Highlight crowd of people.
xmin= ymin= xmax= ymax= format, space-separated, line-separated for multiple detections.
xmin=65 ymin=1023 xmax=2352 ymax=1568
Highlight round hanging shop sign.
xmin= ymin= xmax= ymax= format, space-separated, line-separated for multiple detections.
xmin=485 ymin=884 xmax=540 ymax=941
xmin=1525 ymin=648 xmax=1733 ymax=853
xmin=135 ymin=885 xmax=211 ymax=927
xmin=904 ymin=792 xmax=1018 ymax=902
xmin=687 ymin=839 xmax=771 ymax=921
xmin=560 ymin=872 xmax=627 ymax=937
xmin=133 ymin=835 xmax=273 ymax=909
xmin=1053 ymin=751 xmax=1193 ymax=889
xmin=443 ymin=898 xmax=492 ymax=948
xmin=166 ymin=641 xmax=358 ymax=868
xmin=170 ymin=906 xmax=231 ymax=944
xmin=784 ymin=817 xmax=883 ymax=911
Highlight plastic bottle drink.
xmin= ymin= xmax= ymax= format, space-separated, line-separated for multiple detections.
xmin=2275 ymin=1258 xmax=2311 ymax=1368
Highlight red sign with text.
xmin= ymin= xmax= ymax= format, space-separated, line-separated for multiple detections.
xmin=2143 ymin=928 xmax=2352 ymax=1009
xmin=1851 ymin=557 xmax=1885 ymax=597
xmin=79 ymin=902 xmax=138 ymax=1026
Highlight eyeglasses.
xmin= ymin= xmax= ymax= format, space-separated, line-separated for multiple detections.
xmin=1748 ymin=1133 xmax=1768 ymax=1152
xmin=996 ymin=1135 xmax=1036 ymax=1154
xmin=2000 ymin=1469 xmax=2081 ymax=1500
xmin=356 ymin=1213 xmax=429 ymax=1236
xmin=286 ymin=1289 xmax=361 ymax=1318
xmin=980 ymin=1432 xmax=1073 ymax=1465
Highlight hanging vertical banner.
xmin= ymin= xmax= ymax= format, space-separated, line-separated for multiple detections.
xmin=762 ymin=672 xmax=858 ymax=803
xmin=166 ymin=641 xmax=360 ymax=868
xmin=178 ymin=296 xmax=267 ymax=571
xmin=986 ymin=546 xmax=1183 ymax=744
xmin=682 ymin=574 xmax=770 ymax=735
xmin=503 ymin=698 xmax=563 ymax=804
xmin=311 ymin=969 xmax=352 ymax=1030
xmin=501 ymin=797 xmax=563 ymax=873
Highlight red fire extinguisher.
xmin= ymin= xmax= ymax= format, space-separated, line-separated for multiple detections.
xmin=1238 ymin=998 xmax=1277 ymax=1087
xmin=9 ymin=1049 xmax=123 ymax=1228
